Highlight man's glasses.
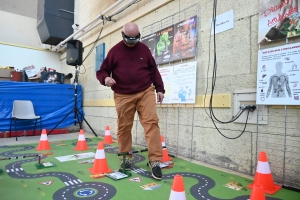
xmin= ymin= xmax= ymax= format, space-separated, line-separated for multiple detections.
xmin=122 ymin=32 xmax=140 ymax=44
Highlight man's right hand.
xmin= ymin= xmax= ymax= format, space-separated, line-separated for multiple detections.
xmin=104 ymin=77 xmax=116 ymax=87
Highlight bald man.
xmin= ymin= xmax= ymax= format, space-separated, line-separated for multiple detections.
xmin=96 ymin=22 xmax=165 ymax=180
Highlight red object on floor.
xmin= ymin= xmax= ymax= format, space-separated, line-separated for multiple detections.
xmin=169 ymin=174 xmax=186 ymax=200
xmin=160 ymin=135 xmax=173 ymax=162
xmin=89 ymin=142 xmax=112 ymax=174
xmin=103 ymin=126 xmax=113 ymax=144
xmin=73 ymin=129 xmax=89 ymax=151
xmin=36 ymin=129 xmax=52 ymax=151
xmin=250 ymin=184 xmax=266 ymax=200
xmin=248 ymin=151 xmax=281 ymax=194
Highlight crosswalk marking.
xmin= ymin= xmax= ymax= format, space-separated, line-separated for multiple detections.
xmin=64 ymin=179 xmax=83 ymax=186
xmin=6 ymin=168 xmax=24 ymax=173
xmin=131 ymin=168 xmax=147 ymax=174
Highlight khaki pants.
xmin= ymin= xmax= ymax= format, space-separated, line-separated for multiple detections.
xmin=114 ymin=86 xmax=163 ymax=161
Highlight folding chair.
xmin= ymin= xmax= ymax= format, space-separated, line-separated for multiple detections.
xmin=9 ymin=100 xmax=42 ymax=141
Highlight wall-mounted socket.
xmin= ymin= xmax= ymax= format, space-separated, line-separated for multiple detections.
xmin=233 ymin=89 xmax=268 ymax=124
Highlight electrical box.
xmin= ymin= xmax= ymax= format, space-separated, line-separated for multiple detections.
xmin=233 ymin=89 xmax=268 ymax=124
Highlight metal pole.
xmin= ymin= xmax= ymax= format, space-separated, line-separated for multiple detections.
xmin=52 ymin=0 xmax=126 ymax=51
xmin=176 ymin=104 xmax=180 ymax=157
xmin=165 ymin=106 xmax=168 ymax=146
xmin=255 ymin=105 xmax=259 ymax=176
xmin=190 ymin=3 xmax=199 ymax=161
xmin=283 ymin=105 xmax=287 ymax=184
xmin=135 ymin=113 xmax=138 ymax=146
xmin=190 ymin=105 xmax=195 ymax=160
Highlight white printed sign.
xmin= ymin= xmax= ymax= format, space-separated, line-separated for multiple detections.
xmin=256 ymin=42 xmax=300 ymax=105
xmin=210 ymin=10 xmax=234 ymax=35
xmin=55 ymin=152 xmax=96 ymax=162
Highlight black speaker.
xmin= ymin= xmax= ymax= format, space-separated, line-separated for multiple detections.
xmin=37 ymin=0 xmax=74 ymax=45
xmin=66 ymin=40 xmax=83 ymax=66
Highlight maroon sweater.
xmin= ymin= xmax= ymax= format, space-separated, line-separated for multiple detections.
xmin=96 ymin=41 xmax=165 ymax=94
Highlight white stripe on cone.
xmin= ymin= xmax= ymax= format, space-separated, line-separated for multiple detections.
xmin=78 ymin=134 xmax=85 ymax=141
xmin=40 ymin=134 xmax=48 ymax=141
xmin=105 ymin=130 xmax=110 ymax=136
xmin=95 ymin=149 xmax=106 ymax=159
xmin=256 ymin=161 xmax=271 ymax=174
xmin=169 ymin=191 xmax=186 ymax=200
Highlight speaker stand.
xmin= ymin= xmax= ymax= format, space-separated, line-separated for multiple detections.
xmin=47 ymin=66 xmax=98 ymax=137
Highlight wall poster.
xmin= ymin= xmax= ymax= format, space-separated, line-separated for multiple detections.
xmin=157 ymin=61 xmax=197 ymax=104
xmin=140 ymin=33 xmax=156 ymax=58
xmin=173 ymin=15 xmax=198 ymax=61
xmin=155 ymin=25 xmax=174 ymax=65
xmin=256 ymin=42 xmax=300 ymax=105
xmin=158 ymin=66 xmax=173 ymax=103
xmin=141 ymin=15 xmax=198 ymax=65
xmin=258 ymin=0 xmax=300 ymax=44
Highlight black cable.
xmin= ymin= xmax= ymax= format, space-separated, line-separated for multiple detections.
xmin=78 ymin=64 xmax=86 ymax=75
xmin=212 ymin=108 xmax=251 ymax=140
xmin=82 ymin=26 xmax=104 ymax=64
xmin=205 ymin=0 xmax=251 ymax=139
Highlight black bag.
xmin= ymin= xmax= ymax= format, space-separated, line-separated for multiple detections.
xmin=40 ymin=71 xmax=65 ymax=84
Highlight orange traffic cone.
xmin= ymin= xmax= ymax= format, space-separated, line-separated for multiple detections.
xmin=248 ymin=151 xmax=281 ymax=194
xmin=169 ymin=174 xmax=186 ymax=200
xmin=103 ymin=126 xmax=113 ymax=144
xmin=36 ymin=129 xmax=51 ymax=151
xmin=89 ymin=142 xmax=112 ymax=174
xmin=160 ymin=135 xmax=173 ymax=162
xmin=250 ymin=184 xmax=266 ymax=200
xmin=73 ymin=129 xmax=89 ymax=151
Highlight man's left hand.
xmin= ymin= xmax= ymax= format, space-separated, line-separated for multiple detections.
xmin=157 ymin=92 xmax=164 ymax=104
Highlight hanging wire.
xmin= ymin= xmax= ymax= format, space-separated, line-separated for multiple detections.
xmin=203 ymin=0 xmax=254 ymax=139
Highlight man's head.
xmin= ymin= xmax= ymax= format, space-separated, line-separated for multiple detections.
xmin=122 ymin=22 xmax=140 ymax=47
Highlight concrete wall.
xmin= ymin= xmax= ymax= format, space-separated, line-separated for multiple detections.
xmin=0 ymin=10 xmax=42 ymax=48
xmin=0 ymin=2 xmax=62 ymax=72
xmin=59 ymin=0 xmax=300 ymax=183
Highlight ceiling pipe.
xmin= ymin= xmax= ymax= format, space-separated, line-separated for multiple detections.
xmin=107 ymin=0 xmax=137 ymax=18
xmin=73 ymin=0 xmax=137 ymax=40
xmin=51 ymin=0 xmax=126 ymax=52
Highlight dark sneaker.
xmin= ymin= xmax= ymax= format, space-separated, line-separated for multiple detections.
xmin=148 ymin=161 xmax=162 ymax=180
xmin=120 ymin=158 xmax=131 ymax=170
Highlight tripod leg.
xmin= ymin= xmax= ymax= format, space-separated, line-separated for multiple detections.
xmin=47 ymin=108 xmax=75 ymax=135
xmin=75 ymin=107 xmax=98 ymax=137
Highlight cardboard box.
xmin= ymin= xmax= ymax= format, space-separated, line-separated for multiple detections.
xmin=0 ymin=68 xmax=15 ymax=81
xmin=0 ymin=68 xmax=14 ymax=78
